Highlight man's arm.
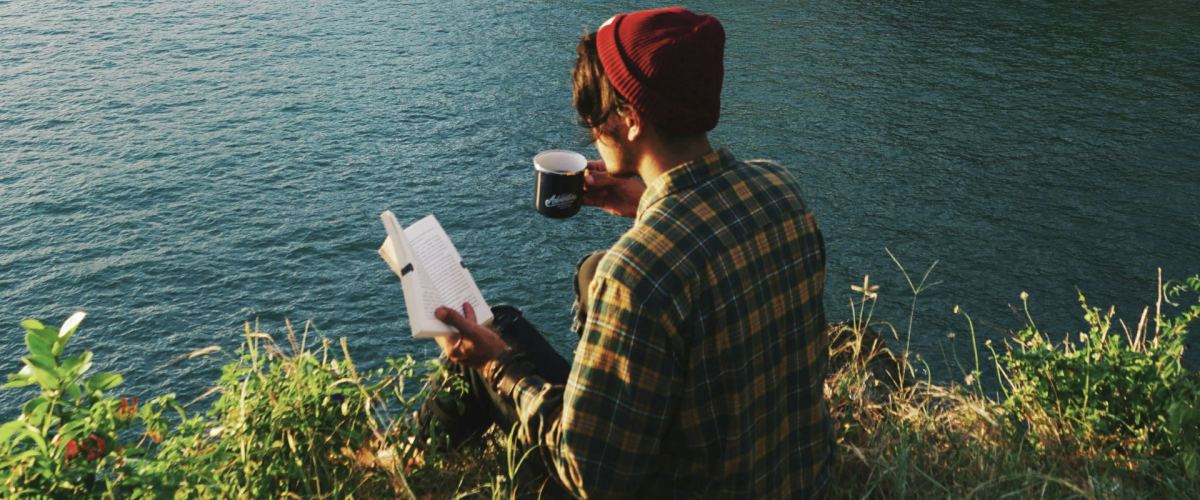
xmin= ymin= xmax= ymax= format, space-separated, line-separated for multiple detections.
xmin=432 ymin=252 xmax=682 ymax=497
xmin=499 ymin=273 xmax=681 ymax=497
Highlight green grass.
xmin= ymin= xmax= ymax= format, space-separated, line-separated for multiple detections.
xmin=827 ymin=266 xmax=1200 ymax=499
xmin=2 ymin=268 xmax=1199 ymax=498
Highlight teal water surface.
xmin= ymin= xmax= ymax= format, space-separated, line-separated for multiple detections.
xmin=2 ymin=0 xmax=1198 ymax=411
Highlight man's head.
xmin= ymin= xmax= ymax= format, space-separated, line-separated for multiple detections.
xmin=573 ymin=8 xmax=725 ymax=177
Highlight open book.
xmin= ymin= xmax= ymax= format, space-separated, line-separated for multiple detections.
xmin=379 ymin=211 xmax=492 ymax=338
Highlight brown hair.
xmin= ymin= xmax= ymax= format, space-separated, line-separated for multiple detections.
xmin=573 ymin=31 xmax=628 ymax=141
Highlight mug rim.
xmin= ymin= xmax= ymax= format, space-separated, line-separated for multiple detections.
xmin=534 ymin=149 xmax=587 ymax=174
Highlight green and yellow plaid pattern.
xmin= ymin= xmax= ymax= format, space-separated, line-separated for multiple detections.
xmin=511 ymin=149 xmax=833 ymax=498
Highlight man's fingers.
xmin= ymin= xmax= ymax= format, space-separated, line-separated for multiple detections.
xmin=433 ymin=333 xmax=461 ymax=352
xmin=448 ymin=337 xmax=475 ymax=363
xmin=585 ymin=170 xmax=622 ymax=189
xmin=586 ymin=159 xmax=606 ymax=172
xmin=583 ymin=172 xmax=623 ymax=207
xmin=435 ymin=303 xmax=508 ymax=368
xmin=462 ymin=302 xmax=477 ymax=323
xmin=582 ymin=187 xmax=609 ymax=207
xmin=436 ymin=304 xmax=485 ymax=342
xmin=435 ymin=306 xmax=472 ymax=334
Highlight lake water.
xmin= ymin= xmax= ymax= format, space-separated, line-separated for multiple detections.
xmin=2 ymin=0 xmax=1198 ymax=411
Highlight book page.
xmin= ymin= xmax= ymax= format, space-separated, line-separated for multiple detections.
xmin=404 ymin=215 xmax=492 ymax=326
xmin=381 ymin=211 xmax=453 ymax=337
xmin=379 ymin=235 xmax=445 ymax=328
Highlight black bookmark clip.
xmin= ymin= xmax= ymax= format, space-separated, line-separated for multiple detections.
xmin=401 ymin=263 xmax=414 ymax=276
xmin=460 ymin=260 xmax=466 ymax=268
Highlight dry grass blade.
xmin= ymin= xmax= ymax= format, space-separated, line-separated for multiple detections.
xmin=340 ymin=337 xmax=358 ymax=378
xmin=262 ymin=342 xmax=284 ymax=359
xmin=285 ymin=318 xmax=300 ymax=355
xmin=1154 ymin=268 xmax=1163 ymax=343
xmin=187 ymin=386 xmax=223 ymax=407
xmin=186 ymin=345 xmax=222 ymax=359
xmin=156 ymin=344 xmax=226 ymax=371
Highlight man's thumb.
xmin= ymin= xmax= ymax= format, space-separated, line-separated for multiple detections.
xmin=435 ymin=306 xmax=467 ymax=331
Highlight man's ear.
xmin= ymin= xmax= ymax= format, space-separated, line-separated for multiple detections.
xmin=622 ymin=107 xmax=642 ymax=142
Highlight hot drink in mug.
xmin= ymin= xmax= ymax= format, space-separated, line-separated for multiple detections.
xmin=533 ymin=150 xmax=587 ymax=218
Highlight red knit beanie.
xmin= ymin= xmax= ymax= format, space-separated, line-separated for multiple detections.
xmin=596 ymin=7 xmax=725 ymax=135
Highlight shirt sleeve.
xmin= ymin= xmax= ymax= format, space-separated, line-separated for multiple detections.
xmin=507 ymin=271 xmax=681 ymax=498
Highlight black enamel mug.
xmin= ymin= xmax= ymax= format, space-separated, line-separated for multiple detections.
xmin=533 ymin=150 xmax=587 ymax=218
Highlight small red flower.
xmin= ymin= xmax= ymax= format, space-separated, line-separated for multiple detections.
xmin=116 ymin=397 xmax=139 ymax=421
xmin=78 ymin=434 xmax=106 ymax=462
xmin=88 ymin=437 xmax=104 ymax=461
xmin=64 ymin=439 xmax=80 ymax=460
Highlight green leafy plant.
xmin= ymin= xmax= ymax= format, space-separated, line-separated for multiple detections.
xmin=830 ymin=265 xmax=1200 ymax=498
xmin=0 ymin=312 xmax=181 ymax=497
xmin=133 ymin=322 xmax=419 ymax=498
xmin=1002 ymin=274 xmax=1200 ymax=473
xmin=0 ymin=312 xmax=517 ymax=499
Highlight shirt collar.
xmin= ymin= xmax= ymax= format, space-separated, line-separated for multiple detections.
xmin=636 ymin=147 xmax=735 ymax=221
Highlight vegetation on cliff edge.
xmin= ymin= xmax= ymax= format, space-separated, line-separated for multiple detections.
xmin=2 ymin=267 xmax=1198 ymax=498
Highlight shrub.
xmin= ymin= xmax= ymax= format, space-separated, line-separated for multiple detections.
xmin=0 ymin=314 xmax=521 ymax=499
xmin=133 ymin=323 xmax=417 ymax=497
xmin=829 ymin=266 xmax=1200 ymax=498
xmin=1002 ymin=274 xmax=1200 ymax=475
xmin=0 ymin=312 xmax=180 ymax=497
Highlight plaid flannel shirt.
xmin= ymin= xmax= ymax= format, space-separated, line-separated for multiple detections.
xmin=507 ymin=148 xmax=832 ymax=498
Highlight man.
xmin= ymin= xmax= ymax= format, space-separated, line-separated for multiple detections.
xmin=420 ymin=7 xmax=833 ymax=498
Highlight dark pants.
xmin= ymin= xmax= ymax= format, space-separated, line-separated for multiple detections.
xmin=415 ymin=304 xmax=571 ymax=446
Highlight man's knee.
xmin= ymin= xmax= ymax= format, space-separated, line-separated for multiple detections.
xmin=575 ymin=250 xmax=606 ymax=306
xmin=490 ymin=304 xmax=544 ymax=349
xmin=491 ymin=304 xmax=524 ymax=332
xmin=488 ymin=304 xmax=571 ymax=385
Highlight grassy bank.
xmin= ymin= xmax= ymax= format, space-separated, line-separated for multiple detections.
xmin=827 ymin=269 xmax=1200 ymax=497
xmin=2 ymin=270 xmax=1198 ymax=498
